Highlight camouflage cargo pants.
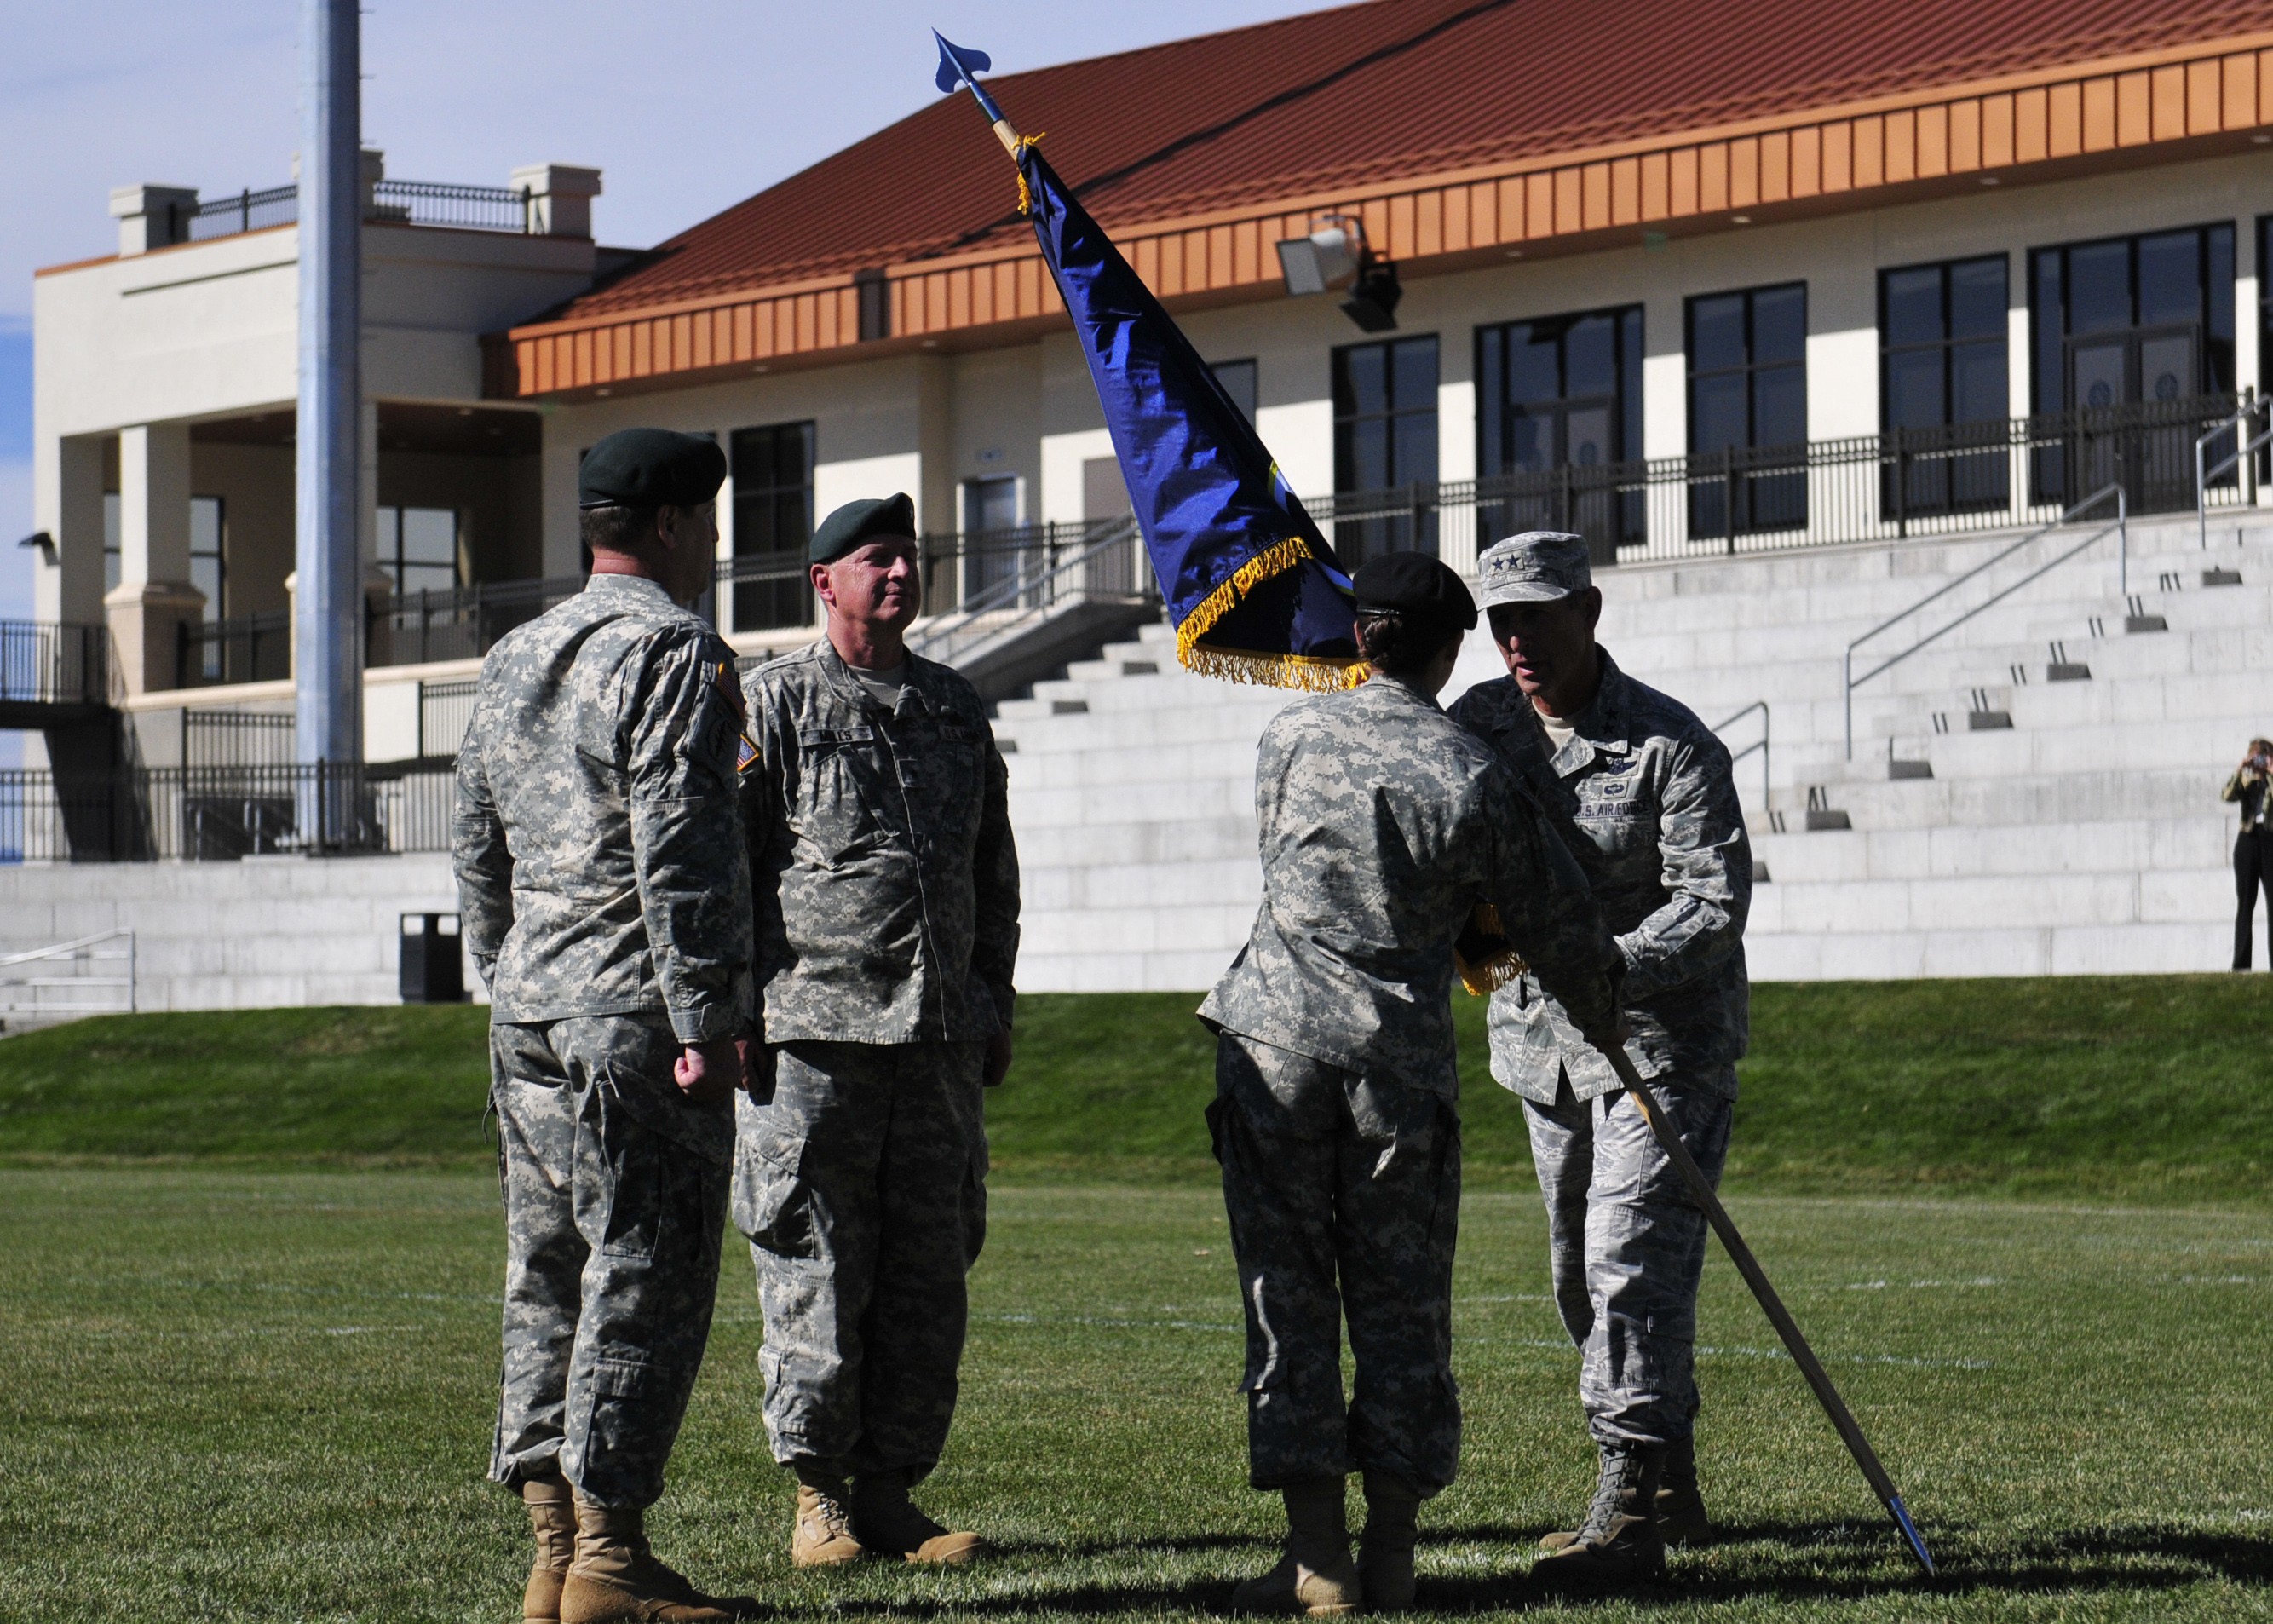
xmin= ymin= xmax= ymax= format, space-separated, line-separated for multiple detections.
xmin=488 ymin=1016 xmax=733 ymax=1509
xmin=1523 ymin=1068 xmax=1735 ymax=1449
xmin=734 ymin=1040 xmax=987 ymax=1480
xmin=1209 ymin=1031 xmax=1462 ymax=1496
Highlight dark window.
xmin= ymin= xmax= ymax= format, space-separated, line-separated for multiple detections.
xmin=378 ymin=505 xmax=460 ymax=596
xmin=1476 ymin=305 xmax=1643 ymax=559
xmin=102 ymin=491 xmax=121 ymax=594
xmin=1332 ymin=334 xmax=1439 ymax=561
xmin=2028 ymin=223 xmax=2236 ymax=508
xmin=1687 ymin=282 xmax=1807 ymax=538
xmin=730 ymin=422 xmax=814 ymax=631
xmin=188 ymin=495 xmax=226 ymax=681
xmin=1211 ymin=359 xmax=1258 ymax=424
xmin=1879 ymin=256 xmax=2010 ymax=518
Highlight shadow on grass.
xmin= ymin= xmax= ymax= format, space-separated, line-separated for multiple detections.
xmin=768 ymin=1520 xmax=2273 ymax=1616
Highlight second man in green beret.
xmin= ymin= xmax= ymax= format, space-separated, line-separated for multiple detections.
xmin=734 ymin=492 xmax=1021 ymax=1568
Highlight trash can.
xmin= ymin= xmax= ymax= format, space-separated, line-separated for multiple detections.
xmin=400 ymin=913 xmax=466 ymax=1004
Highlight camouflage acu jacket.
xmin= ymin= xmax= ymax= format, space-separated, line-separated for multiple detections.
xmin=740 ymin=639 xmax=1019 ymax=1045
xmin=1449 ymin=652 xmax=1750 ymax=1103
xmin=1199 ymin=671 xmax=1620 ymax=1097
xmin=453 ymin=574 xmax=754 ymax=1044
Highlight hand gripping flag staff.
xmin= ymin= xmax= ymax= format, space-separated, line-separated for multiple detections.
xmin=934 ymin=32 xmax=1363 ymax=692
xmin=935 ymin=32 xmax=1936 ymax=1577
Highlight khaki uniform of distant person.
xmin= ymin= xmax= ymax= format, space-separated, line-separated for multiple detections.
xmin=455 ymin=428 xmax=757 ymax=1624
xmin=736 ymin=493 xmax=1020 ymax=1569
xmin=1449 ymin=530 xmax=1752 ymax=1588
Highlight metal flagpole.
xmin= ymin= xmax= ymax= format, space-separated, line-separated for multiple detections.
xmin=1597 ymin=1041 xmax=1936 ymax=1575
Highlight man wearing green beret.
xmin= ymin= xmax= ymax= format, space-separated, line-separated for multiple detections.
xmin=734 ymin=492 xmax=1021 ymax=1569
xmin=457 ymin=427 xmax=756 ymax=1621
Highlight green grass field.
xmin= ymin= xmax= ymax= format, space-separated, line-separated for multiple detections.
xmin=3 ymin=976 xmax=2272 ymax=1621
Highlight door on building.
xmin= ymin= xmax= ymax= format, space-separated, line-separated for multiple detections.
xmin=1477 ymin=306 xmax=1643 ymax=562
xmin=963 ymin=475 xmax=1021 ymax=604
xmin=2031 ymin=224 xmax=2235 ymax=511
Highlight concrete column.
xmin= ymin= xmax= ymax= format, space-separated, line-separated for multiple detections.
xmin=509 ymin=164 xmax=601 ymax=239
xmin=43 ymin=435 xmax=108 ymax=626
xmin=104 ymin=423 xmax=204 ymax=694
xmin=108 ymin=185 xmax=198 ymax=256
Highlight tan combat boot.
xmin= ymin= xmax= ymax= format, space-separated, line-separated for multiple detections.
xmin=1356 ymin=1469 xmax=1424 ymax=1611
xmin=558 ymin=1496 xmax=751 ymax=1623
xmin=791 ymin=1463 xmax=864 ymax=1568
xmin=521 ymin=1477 xmax=577 ymax=1622
xmin=1539 ymin=1433 xmax=1709 ymax=1552
xmin=1229 ymin=1477 xmax=1362 ymax=1617
xmin=1532 ymin=1445 xmax=1666 ymax=1590
xmin=850 ymin=1468 xmax=987 ymax=1565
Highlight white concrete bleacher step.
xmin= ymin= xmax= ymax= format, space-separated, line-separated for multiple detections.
xmin=998 ymin=509 xmax=2264 ymax=989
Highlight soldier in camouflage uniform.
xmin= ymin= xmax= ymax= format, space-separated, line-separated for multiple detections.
xmin=456 ymin=428 xmax=757 ymax=1624
xmin=736 ymin=493 xmax=1019 ymax=1570
xmin=1447 ymin=531 xmax=1752 ymax=1588
xmin=1200 ymin=552 xmax=1622 ymax=1615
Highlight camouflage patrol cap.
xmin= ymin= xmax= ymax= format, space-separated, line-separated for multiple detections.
xmin=811 ymin=493 xmax=918 ymax=565
xmin=1477 ymin=530 xmax=1591 ymax=606
xmin=578 ymin=428 xmax=727 ymax=511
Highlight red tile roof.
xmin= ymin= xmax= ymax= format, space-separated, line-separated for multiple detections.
xmin=555 ymin=0 xmax=2273 ymax=323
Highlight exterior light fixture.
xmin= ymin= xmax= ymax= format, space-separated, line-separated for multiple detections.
xmin=1277 ymin=215 xmax=1402 ymax=332
xmin=17 ymin=530 xmax=56 ymax=565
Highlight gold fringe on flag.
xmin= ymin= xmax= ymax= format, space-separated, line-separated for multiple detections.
xmin=1173 ymin=534 xmax=1367 ymax=692
xmin=1012 ymin=133 xmax=1049 ymax=216
xmin=1454 ymin=901 xmax=1528 ymax=997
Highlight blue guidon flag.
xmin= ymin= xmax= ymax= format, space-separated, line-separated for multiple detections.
xmin=935 ymin=32 xmax=1361 ymax=690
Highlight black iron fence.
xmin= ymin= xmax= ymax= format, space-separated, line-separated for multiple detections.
xmin=378 ymin=578 xmax=581 ymax=666
xmin=0 ymin=620 xmax=110 ymax=709
xmin=180 ymin=611 xmax=291 ymax=688
xmin=1322 ymin=394 xmax=2246 ymax=572
xmin=186 ymin=178 xmax=532 ymax=244
xmin=0 ymin=764 xmax=454 ymax=864
xmin=417 ymin=679 xmax=479 ymax=760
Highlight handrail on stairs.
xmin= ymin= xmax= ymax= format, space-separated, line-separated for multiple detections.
xmin=2197 ymin=388 xmax=2270 ymax=550
xmin=0 ymin=928 xmax=135 ymax=1017
xmin=905 ymin=514 xmax=1146 ymax=668
xmin=1842 ymin=483 xmax=2126 ymax=760
xmin=1709 ymin=700 xmax=1770 ymax=814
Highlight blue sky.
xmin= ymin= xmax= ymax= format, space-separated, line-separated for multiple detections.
xmin=0 ymin=0 xmax=1323 ymax=625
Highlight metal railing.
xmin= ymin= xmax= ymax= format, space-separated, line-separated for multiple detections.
xmin=0 ymin=930 xmax=135 ymax=1021
xmin=1712 ymin=700 xmax=1771 ymax=812
xmin=906 ymin=516 xmax=1148 ymax=669
xmin=1842 ymin=484 xmax=2127 ymax=758
xmin=187 ymin=184 xmax=300 ymax=241
xmin=0 ymin=621 xmax=110 ymax=709
xmin=418 ymin=679 xmax=479 ymax=760
xmin=2198 ymin=390 xmax=2271 ymax=550
xmin=184 ymin=709 xmax=295 ymax=769
xmin=186 ymin=178 xmax=532 ymax=244
xmin=0 ymin=763 xmax=454 ymax=864
xmin=180 ymin=612 xmax=291 ymax=688
xmin=1312 ymin=395 xmax=2238 ymax=576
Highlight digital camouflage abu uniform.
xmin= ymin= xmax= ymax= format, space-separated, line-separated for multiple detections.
xmin=1200 ymin=667 xmax=1620 ymax=1497
xmin=455 ymin=572 xmax=753 ymax=1510
xmin=736 ymin=636 xmax=1019 ymax=1481
xmin=1450 ymin=636 xmax=1750 ymax=1454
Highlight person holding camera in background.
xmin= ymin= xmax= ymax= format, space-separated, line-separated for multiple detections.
xmin=2224 ymin=738 xmax=2273 ymax=970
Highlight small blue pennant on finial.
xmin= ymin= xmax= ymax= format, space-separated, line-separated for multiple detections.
xmin=933 ymin=31 xmax=992 ymax=94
